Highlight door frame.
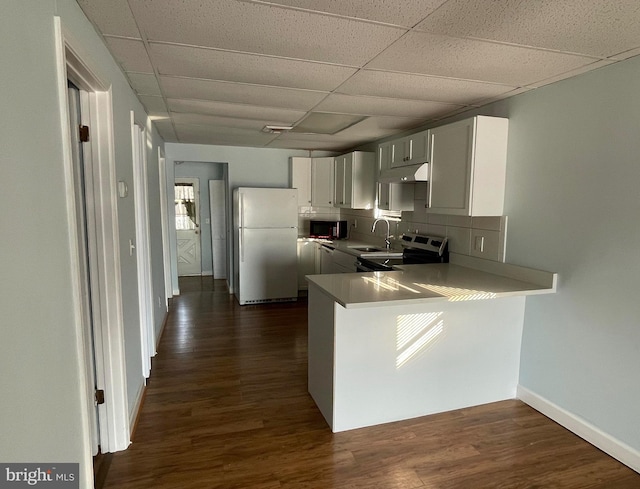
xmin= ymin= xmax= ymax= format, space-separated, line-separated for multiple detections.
xmin=54 ymin=17 xmax=130 ymax=465
xmin=158 ymin=148 xmax=173 ymax=305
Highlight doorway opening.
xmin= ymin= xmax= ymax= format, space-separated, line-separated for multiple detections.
xmin=175 ymin=178 xmax=202 ymax=276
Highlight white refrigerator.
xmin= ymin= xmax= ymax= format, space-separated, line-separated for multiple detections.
xmin=233 ymin=187 xmax=299 ymax=305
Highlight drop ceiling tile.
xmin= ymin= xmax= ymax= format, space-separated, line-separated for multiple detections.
xmin=338 ymin=116 xmax=424 ymax=139
xmin=104 ymin=37 xmax=153 ymax=73
xmin=149 ymin=43 xmax=357 ymax=91
xmin=267 ymin=137 xmax=354 ymax=152
xmin=338 ymin=70 xmax=519 ymax=105
xmin=127 ymin=73 xmax=162 ymax=95
xmin=314 ymin=93 xmax=462 ymax=119
xmin=465 ymin=87 xmax=531 ymax=107
xmin=171 ymin=113 xmax=293 ymax=130
xmin=174 ymin=124 xmax=279 ymax=146
xmin=273 ymin=129 xmax=372 ymax=151
xmin=77 ymin=0 xmax=141 ymax=38
xmin=414 ymin=0 xmax=640 ymax=58
xmin=138 ymin=95 xmax=167 ymax=113
xmin=159 ymin=76 xmax=328 ymax=110
xmin=257 ymin=0 xmax=448 ymax=27
xmin=129 ymin=0 xmax=405 ymax=66
xmin=525 ymin=59 xmax=617 ymax=88
xmin=292 ymin=113 xmax=365 ymax=134
xmin=367 ymin=32 xmax=597 ymax=86
xmin=168 ymin=98 xmax=307 ymax=123
xmin=152 ymin=120 xmax=178 ymax=142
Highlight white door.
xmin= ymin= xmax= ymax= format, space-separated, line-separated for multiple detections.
xmin=67 ymin=81 xmax=100 ymax=455
xmin=209 ymin=180 xmax=227 ymax=279
xmin=132 ymin=119 xmax=155 ymax=379
xmin=175 ymin=178 xmax=202 ymax=276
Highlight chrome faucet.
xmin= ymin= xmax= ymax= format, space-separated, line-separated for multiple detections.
xmin=372 ymin=218 xmax=392 ymax=249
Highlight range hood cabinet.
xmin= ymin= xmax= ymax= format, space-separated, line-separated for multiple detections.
xmin=378 ymin=163 xmax=429 ymax=184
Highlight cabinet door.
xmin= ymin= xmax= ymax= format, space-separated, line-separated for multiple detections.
xmin=428 ymin=119 xmax=474 ymax=214
xmin=377 ymin=182 xmax=391 ymax=210
xmin=319 ymin=245 xmax=334 ymax=274
xmin=407 ymin=130 xmax=429 ymax=164
xmin=311 ymin=157 xmax=334 ymax=207
xmin=334 ymin=156 xmax=345 ymax=207
xmin=290 ymin=157 xmax=311 ymax=206
xmin=390 ymin=138 xmax=407 ymax=168
xmin=378 ymin=142 xmax=392 ymax=172
xmin=377 ymin=142 xmax=392 ymax=209
xmin=334 ymin=154 xmax=353 ymax=207
xmin=297 ymin=239 xmax=317 ymax=290
xmin=342 ymin=153 xmax=353 ymax=207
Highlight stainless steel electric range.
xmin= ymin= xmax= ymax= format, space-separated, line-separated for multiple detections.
xmin=355 ymin=233 xmax=448 ymax=272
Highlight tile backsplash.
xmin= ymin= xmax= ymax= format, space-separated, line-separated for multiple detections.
xmin=334 ymin=208 xmax=508 ymax=263
xmin=400 ymin=211 xmax=508 ymax=262
xmin=298 ymin=206 xmax=508 ymax=263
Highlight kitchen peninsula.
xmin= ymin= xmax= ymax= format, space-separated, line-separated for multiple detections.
xmin=306 ymin=255 xmax=557 ymax=432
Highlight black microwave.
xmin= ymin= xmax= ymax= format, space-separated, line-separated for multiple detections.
xmin=309 ymin=220 xmax=348 ymax=240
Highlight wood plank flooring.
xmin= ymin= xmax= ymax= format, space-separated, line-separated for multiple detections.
xmin=103 ymin=277 xmax=640 ymax=488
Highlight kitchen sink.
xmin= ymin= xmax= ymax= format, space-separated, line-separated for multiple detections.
xmin=351 ymin=246 xmax=384 ymax=252
xmin=349 ymin=246 xmax=403 ymax=258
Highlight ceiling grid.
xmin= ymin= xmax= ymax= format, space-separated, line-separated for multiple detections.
xmin=77 ymin=0 xmax=640 ymax=151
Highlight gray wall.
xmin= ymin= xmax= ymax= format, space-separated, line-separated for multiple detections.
xmin=0 ymin=1 xmax=166 ymax=484
xmin=497 ymin=58 xmax=640 ymax=450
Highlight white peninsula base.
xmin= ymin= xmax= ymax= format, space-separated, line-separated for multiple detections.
xmin=308 ymin=283 xmax=526 ymax=432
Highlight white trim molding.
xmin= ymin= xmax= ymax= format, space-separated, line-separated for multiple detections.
xmin=518 ymin=385 xmax=640 ymax=473
xmin=55 ymin=16 xmax=130 ymax=457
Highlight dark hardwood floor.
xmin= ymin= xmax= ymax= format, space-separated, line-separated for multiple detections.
xmin=102 ymin=276 xmax=640 ymax=488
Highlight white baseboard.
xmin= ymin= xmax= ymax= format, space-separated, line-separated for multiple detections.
xmin=129 ymin=382 xmax=146 ymax=433
xmin=518 ymin=385 xmax=640 ymax=473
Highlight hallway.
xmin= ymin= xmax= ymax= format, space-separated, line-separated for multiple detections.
xmin=102 ymin=277 xmax=640 ymax=488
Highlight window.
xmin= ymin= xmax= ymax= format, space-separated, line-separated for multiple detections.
xmin=175 ymin=183 xmax=196 ymax=230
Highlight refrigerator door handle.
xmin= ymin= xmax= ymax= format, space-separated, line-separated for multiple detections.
xmin=239 ymin=193 xmax=244 ymax=262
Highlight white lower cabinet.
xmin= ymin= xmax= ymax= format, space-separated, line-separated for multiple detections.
xmin=319 ymin=245 xmax=356 ymax=274
xmin=297 ymin=239 xmax=318 ymax=291
xmin=428 ymin=116 xmax=508 ymax=216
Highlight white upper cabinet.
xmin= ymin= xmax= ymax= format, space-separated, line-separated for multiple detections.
xmin=334 ymin=151 xmax=376 ymax=209
xmin=311 ymin=157 xmax=335 ymax=207
xmin=291 ymin=156 xmax=335 ymax=208
xmin=390 ymin=130 xmax=430 ymax=168
xmin=428 ymin=116 xmax=508 ymax=216
xmin=291 ymin=157 xmax=312 ymax=206
xmin=377 ymin=142 xmax=414 ymax=211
